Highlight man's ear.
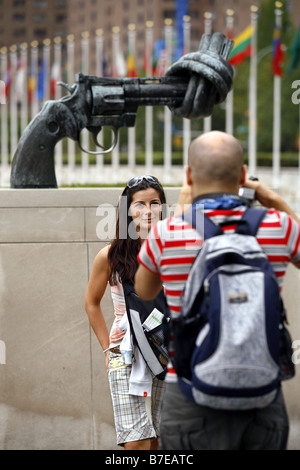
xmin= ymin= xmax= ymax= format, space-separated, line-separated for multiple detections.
xmin=239 ymin=164 xmax=247 ymax=186
xmin=186 ymin=165 xmax=193 ymax=186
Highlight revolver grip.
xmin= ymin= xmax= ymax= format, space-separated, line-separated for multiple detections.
xmin=11 ymin=100 xmax=80 ymax=188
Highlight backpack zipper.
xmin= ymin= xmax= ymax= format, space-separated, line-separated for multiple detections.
xmin=203 ymin=265 xmax=277 ymax=307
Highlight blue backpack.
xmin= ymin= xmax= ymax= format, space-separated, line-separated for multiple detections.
xmin=172 ymin=206 xmax=294 ymax=410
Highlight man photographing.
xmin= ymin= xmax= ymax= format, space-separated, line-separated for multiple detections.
xmin=135 ymin=130 xmax=300 ymax=450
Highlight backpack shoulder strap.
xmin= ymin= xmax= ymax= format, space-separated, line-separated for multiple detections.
xmin=182 ymin=206 xmax=222 ymax=239
xmin=183 ymin=205 xmax=268 ymax=238
xmin=236 ymin=207 xmax=268 ymax=236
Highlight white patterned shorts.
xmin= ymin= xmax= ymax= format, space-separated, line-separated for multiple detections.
xmin=108 ymin=352 xmax=165 ymax=446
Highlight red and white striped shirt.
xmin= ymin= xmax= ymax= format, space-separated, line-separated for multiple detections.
xmin=138 ymin=205 xmax=300 ymax=381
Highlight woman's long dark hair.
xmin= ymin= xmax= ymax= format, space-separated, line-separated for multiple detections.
xmin=108 ymin=176 xmax=166 ymax=286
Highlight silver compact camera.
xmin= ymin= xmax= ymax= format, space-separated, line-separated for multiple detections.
xmin=238 ymin=176 xmax=258 ymax=206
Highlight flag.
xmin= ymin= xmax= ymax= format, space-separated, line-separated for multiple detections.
xmin=228 ymin=24 xmax=253 ymax=66
xmin=174 ymin=0 xmax=188 ymax=60
xmin=156 ymin=49 xmax=168 ymax=76
xmin=226 ymin=16 xmax=234 ymax=41
xmin=37 ymin=58 xmax=46 ymax=101
xmin=50 ymin=62 xmax=60 ymax=98
xmin=272 ymin=21 xmax=284 ymax=76
xmin=153 ymin=39 xmax=166 ymax=76
xmin=15 ymin=58 xmax=25 ymax=102
xmin=287 ymin=26 xmax=300 ymax=73
xmin=4 ymin=64 xmax=12 ymax=100
xmin=28 ymin=64 xmax=36 ymax=104
xmin=0 ymin=79 xmax=5 ymax=104
xmin=102 ymin=52 xmax=110 ymax=77
xmin=143 ymin=43 xmax=152 ymax=75
xmin=143 ymin=33 xmax=154 ymax=75
xmin=115 ymin=50 xmax=127 ymax=77
xmin=112 ymin=48 xmax=127 ymax=77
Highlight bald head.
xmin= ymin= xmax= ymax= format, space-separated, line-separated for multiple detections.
xmin=188 ymin=131 xmax=245 ymax=194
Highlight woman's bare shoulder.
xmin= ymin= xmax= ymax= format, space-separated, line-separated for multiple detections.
xmin=93 ymin=244 xmax=111 ymax=271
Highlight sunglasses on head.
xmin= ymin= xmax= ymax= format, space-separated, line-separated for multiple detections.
xmin=127 ymin=175 xmax=161 ymax=189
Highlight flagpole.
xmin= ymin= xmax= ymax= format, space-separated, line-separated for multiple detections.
xmin=81 ymin=31 xmax=90 ymax=184
xmin=225 ymin=9 xmax=234 ymax=136
xmin=272 ymin=3 xmax=283 ymax=189
xmin=30 ymin=40 xmax=39 ymax=120
xmin=127 ymin=24 xmax=136 ymax=174
xmin=248 ymin=5 xmax=259 ymax=176
xmin=9 ymin=45 xmax=18 ymax=161
xmin=203 ymin=11 xmax=212 ymax=133
xmin=53 ymin=36 xmax=63 ymax=185
xmin=66 ymin=33 xmax=75 ymax=83
xmin=67 ymin=34 xmax=76 ymax=185
xmin=145 ymin=21 xmax=154 ymax=175
xmin=95 ymin=29 xmax=104 ymax=183
xmin=95 ymin=29 xmax=104 ymax=77
xmin=43 ymin=38 xmax=51 ymax=102
xmin=0 ymin=47 xmax=9 ymax=186
xmin=183 ymin=15 xmax=191 ymax=173
xmin=163 ymin=18 xmax=173 ymax=184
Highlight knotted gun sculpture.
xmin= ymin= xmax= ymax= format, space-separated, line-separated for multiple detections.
xmin=10 ymin=33 xmax=233 ymax=188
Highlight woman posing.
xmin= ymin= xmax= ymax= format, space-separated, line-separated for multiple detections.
xmin=85 ymin=175 xmax=167 ymax=450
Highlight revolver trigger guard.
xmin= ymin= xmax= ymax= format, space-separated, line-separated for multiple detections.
xmin=77 ymin=127 xmax=118 ymax=155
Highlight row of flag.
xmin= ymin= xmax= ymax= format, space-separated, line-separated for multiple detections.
xmin=2 ymin=54 xmax=60 ymax=104
xmin=0 ymin=36 xmax=178 ymax=105
xmin=0 ymin=16 xmax=190 ymax=178
xmin=2 ymin=16 xmax=299 ymax=106
xmin=0 ymin=1 xmax=188 ymax=104
xmin=227 ymin=5 xmax=295 ymax=186
xmin=0 ymin=2 xmax=299 ymax=187
xmin=116 ymin=19 xmax=289 ymax=79
xmin=228 ymin=15 xmax=300 ymax=77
